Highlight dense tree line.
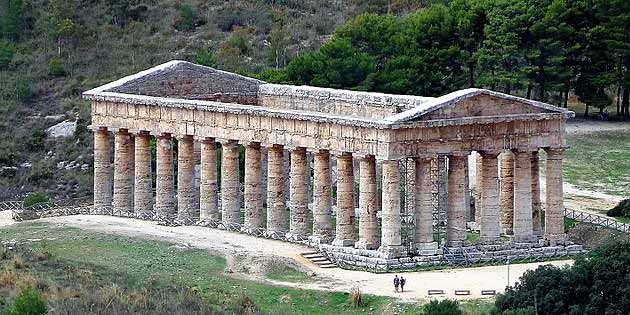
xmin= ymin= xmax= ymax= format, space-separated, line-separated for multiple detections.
xmin=267 ymin=0 xmax=630 ymax=117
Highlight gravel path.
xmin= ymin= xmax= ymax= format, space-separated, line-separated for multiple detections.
xmin=0 ymin=213 xmax=571 ymax=301
xmin=566 ymin=118 xmax=630 ymax=135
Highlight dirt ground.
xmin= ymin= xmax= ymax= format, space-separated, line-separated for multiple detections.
xmin=0 ymin=212 xmax=571 ymax=302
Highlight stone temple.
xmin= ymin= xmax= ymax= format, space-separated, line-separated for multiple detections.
xmin=84 ymin=60 xmax=582 ymax=270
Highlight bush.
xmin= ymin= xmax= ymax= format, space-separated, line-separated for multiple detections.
xmin=194 ymin=45 xmax=217 ymax=67
xmin=0 ymin=40 xmax=16 ymax=69
xmin=49 ymin=57 xmax=66 ymax=77
xmin=424 ymin=299 xmax=463 ymax=315
xmin=607 ymin=199 xmax=630 ymax=217
xmin=24 ymin=192 xmax=49 ymax=207
xmin=174 ymin=4 xmax=196 ymax=31
xmin=349 ymin=286 xmax=364 ymax=308
xmin=3 ymin=286 xmax=48 ymax=315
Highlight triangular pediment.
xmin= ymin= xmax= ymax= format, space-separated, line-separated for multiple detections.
xmin=383 ymin=89 xmax=572 ymax=123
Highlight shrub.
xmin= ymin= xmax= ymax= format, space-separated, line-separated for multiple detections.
xmin=0 ymin=40 xmax=16 ymax=69
xmin=24 ymin=192 xmax=49 ymax=207
xmin=607 ymin=199 xmax=630 ymax=217
xmin=3 ymin=286 xmax=48 ymax=315
xmin=49 ymin=57 xmax=66 ymax=77
xmin=349 ymin=286 xmax=364 ymax=308
xmin=424 ymin=299 xmax=463 ymax=315
xmin=194 ymin=45 xmax=217 ymax=67
xmin=174 ymin=4 xmax=196 ymax=31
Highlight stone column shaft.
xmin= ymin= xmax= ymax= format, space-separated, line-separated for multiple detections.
xmin=113 ymin=130 xmax=133 ymax=212
xmin=545 ymin=148 xmax=566 ymax=244
xmin=480 ymin=153 xmax=500 ymax=241
xmin=313 ymin=150 xmax=332 ymax=240
xmin=415 ymin=158 xmax=435 ymax=247
xmin=156 ymin=134 xmax=175 ymax=221
xmin=221 ymin=140 xmax=240 ymax=224
xmin=513 ymin=151 xmax=533 ymax=242
xmin=333 ymin=152 xmax=355 ymax=246
xmin=500 ymin=151 xmax=515 ymax=234
xmin=475 ymin=152 xmax=483 ymax=226
xmin=356 ymin=155 xmax=378 ymax=249
xmin=267 ymin=145 xmax=286 ymax=232
xmin=134 ymin=131 xmax=152 ymax=216
xmin=379 ymin=160 xmax=403 ymax=257
xmin=290 ymin=147 xmax=309 ymax=236
xmin=177 ymin=135 xmax=196 ymax=221
xmin=245 ymin=143 xmax=263 ymax=230
xmin=531 ymin=152 xmax=542 ymax=236
xmin=447 ymin=154 xmax=467 ymax=246
xmin=94 ymin=128 xmax=112 ymax=208
xmin=200 ymin=138 xmax=219 ymax=221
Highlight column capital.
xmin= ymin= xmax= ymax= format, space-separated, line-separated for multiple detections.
xmin=545 ymin=147 xmax=567 ymax=157
xmin=157 ymin=132 xmax=172 ymax=139
xmin=313 ymin=149 xmax=330 ymax=156
xmin=290 ymin=146 xmax=306 ymax=153
xmin=355 ymin=154 xmax=375 ymax=161
xmin=245 ymin=141 xmax=261 ymax=148
xmin=267 ymin=143 xmax=284 ymax=150
xmin=334 ymin=151 xmax=353 ymax=159
xmin=413 ymin=155 xmax=434 ymax=162
xmin=448 ymin=151 xmax=470 ymax=157
xmin=174 ymin=134 xmax=193 ymax=141
xmin=199 ymin=136 xmax=216 ymax=143
xmin=115 ymin=128 xmax=129 ymax=135
xmin=479 ymin=150 xmax=500 ymax=157
xmin=219 ymin=139 xmax=239 ymax=147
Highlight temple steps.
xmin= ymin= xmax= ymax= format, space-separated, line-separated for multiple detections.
xmin=300 ymin=252 xmax=336 ymax=269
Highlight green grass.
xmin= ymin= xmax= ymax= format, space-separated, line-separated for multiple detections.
xmin=612 ymin=216 xmax=630 ymax=224
xmin=564 ymin=131 xmax=630 ymax=196
xmin=264 ymin=264 xmax=313 ymax=283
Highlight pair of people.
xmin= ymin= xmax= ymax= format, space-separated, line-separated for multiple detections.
xmin=393 ymin=275 xmax=406 ymax=292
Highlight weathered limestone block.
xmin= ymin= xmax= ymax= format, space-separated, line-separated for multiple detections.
xmin=221 ymin=140 xmax=240 ymax=224
xmin=200 ymin=138 xmax=219 ymax=221
xmin=545 ymin=148 xmax=566 ymax=244
xmin=245 ymin=143 xmax=263 ymax=229
xmin=113 ymin=129 xmax=133 ymax=211
xmin=464 ymin=156 xmax=471 ymax=221
xmin=475 ymin=152 xmax=483 ymax=225
xmin=267 ymin=145 xmax=286 ymax=232
xmin=290 ymin=147 xmax=309 ymax=236
xmin=480 ymin=152 xmax=501 ymax=242
xmin=531 ymin=151 xmax=542 ymax=236
xmin=447 ymin=154 xmax=467 ymax=246
xmin=333 ymin=152 xmax=355 ymax=246
xmin=379 ymin=160 xmax=403 ymax=256
xmin=134 ymin=131 xmax=153 ymax=215
xmin=513 ymin=151 xmax=533 ymax=242
xmin=500 ymin=151 xmax=515 ymax=235
xmin=94 ymin=128 xmax=112 ymax=208
xmin=414 ymin=158 xmax=435 ymax=246
xmin=156 ymin=134 xmax=176 ymax=221
xmin=313 ymin=150 xmax=333 ymax=240
xmin=356 ymin=155 xmax=378 ymax=250
xmin=177 ymin=135 xmax=196 ymax=221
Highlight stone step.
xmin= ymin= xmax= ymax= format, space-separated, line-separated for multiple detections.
xmin=301 ymin=251 xmax=320 ymax=256
xmin=309 ymin=257 xmax=329 ymax=263
xmin=319 ymin=264 xmax=337 ymax=269
xmin=302 ymin=254 xmax=324 ymax=259
xmin=313 ymin=260 xmax=332 ymax=265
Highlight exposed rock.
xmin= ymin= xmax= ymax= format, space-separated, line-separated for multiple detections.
xmin=46 ymin=120 xmax=76 ymax=138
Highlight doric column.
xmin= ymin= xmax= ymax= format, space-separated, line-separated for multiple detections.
xmin=480 ymin=152 xmax=500 ymax=242
xmin=513 ymin=150 xmax=533 ymax=242
xmin=221 ymin=140 xmax=240 ymax=225
xmin=94 ymin=127 xmax=112 ymax=209
xmin=200 ymin=138 xmax=219 ymax=221
xmin=177 ymin=135 xmax=196 ymax=222
xmin=134 ymin=131 xmax=152 ymax=216
xmin=500 ymin=151 xmax=515 ymax=235
xmin=545 ymin=148 xmax=566 ymax=244
xmin=156 ymin=134 xmax=175 ymax=222
xmin=244 ymin=142 xmax=263 ymax=230
xmin=356 ymin=155 xmax=378 ymax=249
xmin=113 ymin=129 xmax=133 ymax=212
xmin=267 ymin=144 xmax=286 ymax=232
xmin=414 ymin=157 xmax=436 ymax=249
xmin=289 ymin=147 xmax=309 ymax=237
xmin=313 ymin=150 xmax=332 ymax=240
xmin=379 ymin=159 xmax=403 ymax=257
xmin=447 ymin=154 xmax=467 ymax=247
xmin=333 ymin=152 xmax=355 ymax=246
xmin=475 ymin=152 xmax=483 ymax=226
xmin=531 ymin=151 xmax=542 ymax=236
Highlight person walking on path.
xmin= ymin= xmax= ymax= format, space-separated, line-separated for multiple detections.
xmin=393 ymin=275 xmax=400 ymax=292
xmin=400 ymin=277 xmax=406 ymax=292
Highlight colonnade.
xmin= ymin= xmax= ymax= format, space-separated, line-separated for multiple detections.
xmin=94 ymin=127 xmax=567 ymax=257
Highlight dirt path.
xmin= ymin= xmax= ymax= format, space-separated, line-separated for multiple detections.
xmin=0 ymin=213 xmax=571 ymax=301
xmin=566 ymin=118 xmax=630 ymax=135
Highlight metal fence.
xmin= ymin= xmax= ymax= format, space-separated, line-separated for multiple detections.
xmin=564 ymin=208 xmax=630 ymax=233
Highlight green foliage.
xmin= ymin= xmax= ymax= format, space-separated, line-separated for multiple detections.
xmin=256 ymin=68 xmax=289 ymax=83
xmin=49 ymin=57 xmax=65 ymax=77
xmin=24 ymin=192 xmax=49 ymax=207
xmin=193 ymin=45 xmax=217 ymax=67
xmin=607 ymin=199 xmax=630 ymax=217
xmin=494 ymin=242 xmax=630 ymax=315
xmin=424 ymin=299 xmax=463 ymax=315
xmin=1 ymin=0 xmax=23 ymax=41
xmin=174 ymin=4 xmax=196 ymax=31
xmin=3 ymin=286 xmax=48 ymax=315
xmin=0 ymin=39 xmax=15 ymax=69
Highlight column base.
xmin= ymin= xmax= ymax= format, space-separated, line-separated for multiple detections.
xmin=414 ymin=242 xmax=439 ymax=255
xmin=446 ymin=240 xmax=464 ymax=247
xmin=332 ymin=238 xmax=355 ymax=247
xmin=479 ymin=236 xmax=501 ymax=244
xmin=308 ymin=235 xmax=334 ymax=245
xmin=378 ymin=245 xmax=406 ymax=259
xmin=354 ymin=240 xmax=379 ymax=250
xmin=512 ymin=234 xmax=535 ymax=243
